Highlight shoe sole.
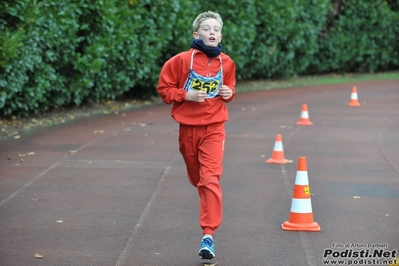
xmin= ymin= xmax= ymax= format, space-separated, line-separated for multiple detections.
xmin=199 ymin=248 xmax=215 ymax=260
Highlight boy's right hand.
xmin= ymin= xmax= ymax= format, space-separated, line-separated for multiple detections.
xmin=185 ymin=91 xmax=207 ymax=102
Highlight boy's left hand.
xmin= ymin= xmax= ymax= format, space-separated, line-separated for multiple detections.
xmin=220 ymin=85 xmax=233 ymax=100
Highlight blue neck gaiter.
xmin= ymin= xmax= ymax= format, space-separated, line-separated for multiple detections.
xmin=190 ymin=39 xmax=222 ymax=58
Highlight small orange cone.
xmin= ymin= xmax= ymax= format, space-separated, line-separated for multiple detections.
xmin=265 ymin=134 xmax=293 ymax=164
xmin=348 ymin=86 xmax=361 ymax=106
xmin=296 ymin=104 xmax=313 ymax=126
xmin=282 ymin=157 xmax=320 ymax=231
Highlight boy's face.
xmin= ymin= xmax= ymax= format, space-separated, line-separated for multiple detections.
xmin=193 ymin=18 xmax=222 ymax=48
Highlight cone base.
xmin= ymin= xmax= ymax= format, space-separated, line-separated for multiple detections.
xmin=281 ymin=221 xmax=321 ymax=232
xmin=348 ymin=102 xmax=361 ymax=107
xmin=296 ymin=120 xmax=313 ymax=126
xmin=265 ymin=158 xmax=293 ymax=164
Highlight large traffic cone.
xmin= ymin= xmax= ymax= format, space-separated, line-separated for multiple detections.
xmin=389 ymin=257 xmax=399 ymax=266
xmin=348 ymin=86 xmax=361 ymax=106
xmin=265 ymin=134 xmax=293 ymax=164
xmin=296 ymin=104 xmax=313 ymax=126
xmin=282 ymin=157 xmax=320 ymax=231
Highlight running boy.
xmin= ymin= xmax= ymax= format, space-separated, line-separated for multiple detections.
xmin=156 ymin=11 xmax=236 ymax=260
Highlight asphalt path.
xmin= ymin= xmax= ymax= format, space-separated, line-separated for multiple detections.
xmin=0 ymin=80 xmax=398 ymax=266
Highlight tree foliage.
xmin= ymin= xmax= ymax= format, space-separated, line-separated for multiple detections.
xmin=1 ymin=0 xmax=398 ymax=117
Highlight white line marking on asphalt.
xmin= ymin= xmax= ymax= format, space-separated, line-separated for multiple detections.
xmin=281 ymin=127 xmax=317 ymax=266
xmin=378 ymin=118 xmax=399 ymax=173
xmin=300 ymin=232 xmax=317 ymax=266
xmin=115 ymin=153 xmax=179 ymax=266
xmin=0 ymin=161 xmax=61 ymax=207
xmin=0 ymin=137 xmax=106 ymax=207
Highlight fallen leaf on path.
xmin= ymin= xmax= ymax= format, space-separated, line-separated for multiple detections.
xmin=26 ymin=152 xmax=35 ymax=155
xmin=10 ymin=131 xmax=19 ymax=136
xmin=33 ymin=253 xmax=43 ymax=259
xmin=69 ymin=150 xmax=77 ymax=157
xmin=18 ymin=154 xmax=26 ymax=162
xmin=353 ymin=196 xmax=361 ymax=199
xmin=94 ymin=130 xmax=105 ymax=134
xmin=30 ymin=198 xmax=42 ymax=201
xmin=56 ymin=220 xmax=63 ymax=223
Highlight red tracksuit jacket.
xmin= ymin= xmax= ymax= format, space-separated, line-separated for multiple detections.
xmin=157 ymin=48 xmax=236 ymax=125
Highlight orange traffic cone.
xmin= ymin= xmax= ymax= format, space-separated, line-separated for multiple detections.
xmin=348 ymin=86 xmax=361 ymax=106
xmin=282 ymin=157 xmax=320 ymax=231
xmin=265 ymin=134 xmax=293 ymax=164
xmin=389 ymin=257 xmax=399 ymax=266
xmin=296 ymin=104 xmax=313 ymax=126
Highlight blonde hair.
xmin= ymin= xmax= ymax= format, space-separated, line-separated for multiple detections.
xmin=192 ymin=11 xmax=223 ymax=32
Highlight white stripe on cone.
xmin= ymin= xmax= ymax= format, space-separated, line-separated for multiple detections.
xmin=295 ymin=171 xmax=309 ymax=185
xmin=290 ymin=198 xmax=313 ymax=213
xmin=301 ymin=111 xmax=309 ymax=119
xmin=273 ymin=141 xmax=283 ymax=151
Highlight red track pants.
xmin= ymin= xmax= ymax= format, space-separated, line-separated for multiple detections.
xmin=179 ymin=122 xmax=225 ymax=235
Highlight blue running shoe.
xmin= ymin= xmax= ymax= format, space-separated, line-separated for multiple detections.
xmin=199 ymin=237 xmax=215 ymax=260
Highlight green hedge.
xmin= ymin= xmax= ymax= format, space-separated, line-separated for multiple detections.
xmin=0 ymin=0 xmax=182 ymax=117
xmin=309 ymin=0 xmax=399 ymax=74
xmin=1 ymin=0 xmax=398 ymax=117
xmin=243 ymin=0 xmax=330 ymax=79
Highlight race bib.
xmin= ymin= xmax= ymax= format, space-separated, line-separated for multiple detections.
xmin=184 ymin=69 xmax=222 ymax=98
